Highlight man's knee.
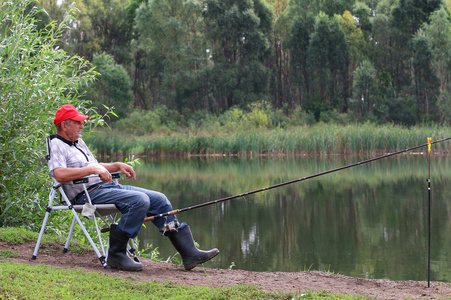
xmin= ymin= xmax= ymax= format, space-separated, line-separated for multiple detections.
xmin=155 ymin=192 xmax=171 ymax=206
xmin=130 ymin=192 xmax=151 ymax=211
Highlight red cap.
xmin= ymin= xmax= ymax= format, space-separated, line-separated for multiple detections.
xmin=54 ymin=104 xmax=89 ymax=125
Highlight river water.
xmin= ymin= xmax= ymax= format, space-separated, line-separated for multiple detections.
xmin=129 ymin=154 xmax=450 ymax=282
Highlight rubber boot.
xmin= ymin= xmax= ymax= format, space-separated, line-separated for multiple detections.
xmin=107 ymin=224 xmax=143 ymax=271
xmin=168 ymin=225 xmax=219 ymax=270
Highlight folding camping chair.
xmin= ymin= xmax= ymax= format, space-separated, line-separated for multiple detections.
xmin=32 ymin=135 xmax=139 ymax=268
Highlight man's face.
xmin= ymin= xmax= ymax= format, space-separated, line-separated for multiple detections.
xmin=62 ymin=119 xmax=84 ymax=141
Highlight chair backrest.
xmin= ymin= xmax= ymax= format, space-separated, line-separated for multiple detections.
xmin=45 ymin=134 xmax=57 ymax=161
xmin=45 ymin=134 xmax=89 ymax=204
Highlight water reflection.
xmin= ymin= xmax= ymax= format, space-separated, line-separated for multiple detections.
xmin=127 ymin=155 xmax=450 ymax=282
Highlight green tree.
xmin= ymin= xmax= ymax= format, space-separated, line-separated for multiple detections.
xmin=307 ymin=12 xmax=349 ymax=117
xmin=318 ymin=0 xmax=356 ymax=16
xmin=39 ymin=0 xmax=99 ymax=60
xmin=390 ymin=0 xmax=442 ymax=89
xmin=422 ymin=7 xmax=451 ymax=123
xmin=272 ymin=1 xmax=300 ymax=108
xmin=134 ymin=0 xmax=207 ymax=112
xmin=0 ymin=0 xmax=99 ymax=226
xmin=85 ymin=52 xmax=133 ymax=119
xmin=45 ymin=0 xmax=132 ymax=63
xmin=85 ymin=0 xmax=132 ymax=64
xmin=339 ymin=10 xmax=366 ymax=109
xmin=266 ymin=0 xmax=289 ymax=18
xmin=411 ymin=31 xmax=439 ymax=122
xmin=350 ymin=60 xmax=377 ymax=116
xmin=352 ymin=1 xmax=372 ymax=40
xmin=203 ymin=0 xmax=274 ymax=110
xmin=286 ymin=13 xmax=316 ymax=107
xmin=285 ymin=0 xmax=356 ymax=17
xmin=24 ymin=0 xmax=51 ymax=31
xmin=371 ymin=0 xmax=405 ymax=90
xmin=392 ymin=0 xmax=442 ymax=36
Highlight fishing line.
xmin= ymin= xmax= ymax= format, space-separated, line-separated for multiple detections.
xmin=141 ymin=136 xmax=451 ymax=223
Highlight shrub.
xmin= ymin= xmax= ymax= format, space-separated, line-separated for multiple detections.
xmin=0 ymin=0 xmax=100 ymax=227
xmin=114 ymin=105 xmax=184 ymax=134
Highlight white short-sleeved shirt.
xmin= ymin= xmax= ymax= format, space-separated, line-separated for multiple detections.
xmin=48 ymin=135 xmax=102 ymax=200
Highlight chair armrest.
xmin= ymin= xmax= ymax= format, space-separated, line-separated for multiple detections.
xmin=72 ymin=171 xmax=121 ymax=184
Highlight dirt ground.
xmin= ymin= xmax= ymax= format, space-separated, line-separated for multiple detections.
xmin=2 ymin=240 xmax=450 ymax=300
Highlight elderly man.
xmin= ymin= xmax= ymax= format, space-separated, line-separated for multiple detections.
xmin=48 ymin=104 xmax=219 ymax=271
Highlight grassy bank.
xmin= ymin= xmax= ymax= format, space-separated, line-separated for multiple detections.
xmin=0 ymin=261 xmax=374 ymax=299
xmin=0 ymin=227 xmax=372 ymax=299
xmin=85 ymin=123 xmax=451 ymax=158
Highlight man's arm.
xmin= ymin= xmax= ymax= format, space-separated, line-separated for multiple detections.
xmin=53 ymin=164 xmax=113 ymax=183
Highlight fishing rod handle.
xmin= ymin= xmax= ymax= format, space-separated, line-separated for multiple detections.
xmin=143 ymin=210 xmax=180 ymax=222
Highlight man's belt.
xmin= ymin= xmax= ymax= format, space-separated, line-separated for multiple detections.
xmin=73 ymin=183 xmax=101 ymax=202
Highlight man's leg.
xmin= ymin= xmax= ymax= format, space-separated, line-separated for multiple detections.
xmin=83 ymin=183 xmax=150 ymax=271
xmin=87 ymin=183 xmax=150 ymax=238
xmin=167 ymin=225 xmax=220 ymax=270
xmin=121 ymin=185 xmax=177 ymax=231
xmin=120 ymin=185 xmax=220 ymax=270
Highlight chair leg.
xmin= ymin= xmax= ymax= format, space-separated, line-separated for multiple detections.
xmin=57 ymin=186 xmax=108 ymax=268
xmin=127 ymin=239 xmax=140 ymax=263
xmin=32 ymin=188 xmax=57 ymax=260
xmin=69 ymin=208 xmax=108 ymax=268
xmin=32 ymin=210 xmax=51 ymax=260
xmin=92 ymin=211 xmax=106 ymax=256
xmin=63 ymin=210 xmax=105 ymax=256
xmin=63 ymin=217 xmax=77 ymax=253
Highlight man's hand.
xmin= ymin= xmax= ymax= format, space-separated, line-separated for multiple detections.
xmin=98 ymin=162 xmax=136 ymax=180
xmin=91 ymin=164 xmax=112 ymax=183
xmin=119 ymin=163 xmax=136 ymax=180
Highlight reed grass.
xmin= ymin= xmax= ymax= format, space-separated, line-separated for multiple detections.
xmin=84 ymin=123 xmax=451 ymax=157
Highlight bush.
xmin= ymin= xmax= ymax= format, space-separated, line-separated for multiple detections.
xmin=85 ymin=52 xmax=134 ymax=119
xmin=218 ymin=103 xmax=270 ymax=130
xmin=0 ymin=0 xmax=99 ymax=227
xmin=114 ymin=105 xmax=184 ymax=134
xmin=243 ymin=105 xmax=270 ymax=129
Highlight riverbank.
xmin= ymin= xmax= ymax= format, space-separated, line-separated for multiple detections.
xmin=2 ymin=238 xmax=450 ymax=300
xmin=85 ymin=123 xmax=451 ymax=158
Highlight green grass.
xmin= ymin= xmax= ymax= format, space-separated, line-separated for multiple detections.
xmin=0 ymin=227 xmax=90 ymax=254
xmin=0 ymin=249 xmax=20 ymax=258
xmin=85 ymin=123 xmax=451 ymax=157
xmin=0 ymin=262 xmax=274 ymax=300
xmin=0 ymin=227 xmax=375 ymax=299
xmin=0 ymin=261 xmax=375 ymax=299
xmin=0 ymin=227 xmax=38 ymax=244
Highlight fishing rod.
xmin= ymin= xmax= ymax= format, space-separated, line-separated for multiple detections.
xmin=138 ymin=136 xmax=450 ymax=223
xmin=99 ymin=136 xmax=450 ymax=234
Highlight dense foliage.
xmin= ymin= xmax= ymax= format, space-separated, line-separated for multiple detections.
xmin=0 ymin=0 xmax=105 ymax=227
xmin=32 ymin=0 xmax=451 ymax=125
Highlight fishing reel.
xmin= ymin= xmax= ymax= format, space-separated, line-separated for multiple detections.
xmin=161 ymin=218 xmax=180 ymax=236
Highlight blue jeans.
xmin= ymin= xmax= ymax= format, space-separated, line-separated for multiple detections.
xmin=75 ymin=182 xmax=178 ymax=238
